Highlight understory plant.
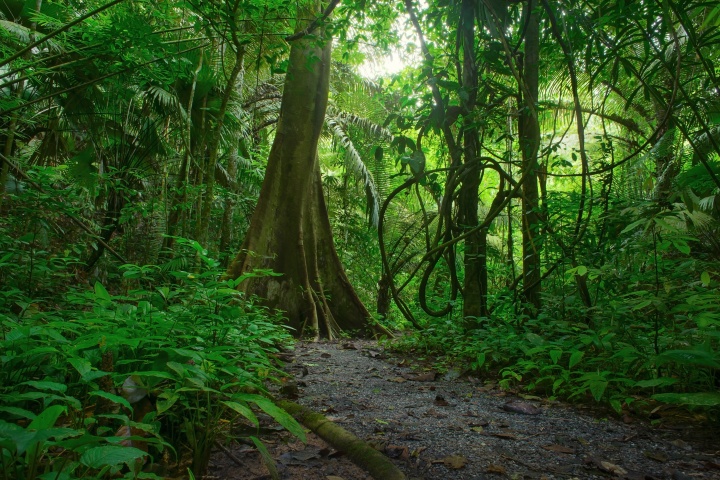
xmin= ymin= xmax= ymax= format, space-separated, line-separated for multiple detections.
xmin=393 ymin=243 xmax=720 ymax=418
xmin=0 ymin=232 xmax=303 ymax=479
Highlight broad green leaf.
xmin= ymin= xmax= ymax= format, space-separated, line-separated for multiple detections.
xmin=656 ymin=349 xmax=720 ymax=368
xmin=89 ymin=391 xmax=133 ymax=412
xmin=21 ymin=380 xmax=67 ymax=393
xmin=634 ymin=378 xmax=678 ymax=388
xmin=28 ymin=405 xmax=66 ymax=430
xmin=652 ymin=392 xmax=720 ymax=406
xmin=250 ymin=436 xmax=279 ymax=478
xmin=0 ymin=406 xmax=37 ymax=420
xmin=80 ymin=445 xmax=148 ymax=469
xmin=588 ymin=378 xmax=608 ymax=401
xmin=621 ymin=218 xmax=647 ymax=234
xmin=525 ymin=333 xmax=544 ymax=345
xmin=671 ymin=239 xmax=690 ymax=255
xmin=38 ymin=473 xmax=71 ymax=480
xmin=68 ymin=357 xmax=93 ymax=378
xmin=223 ymin=401 xmax=259 ymax=427
xmin=549 ymin=349 xmax=562 ymax=365
xmin=475 ymin=352 xmax=486 ymax=369
xmin=127 ymin=370 xmax=175 ymax=380
xmin=94 ymin=282 xmax=111 ymax=301
xmin=166 ymin=361 xmax=188 ymax=377
xmin=701 ymin=271 xmax=711 ymax=286
xmin=236 ymin=394 xmax=305 ymax=442
xmin=576 ymin=265 xmax=587 ymax=276
xmin=569 ymin=350 xmax=584 ymax=369
xmin=156 ymin=392 xmax=180 ymax=414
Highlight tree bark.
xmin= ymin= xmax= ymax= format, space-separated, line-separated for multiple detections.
xmin=226 ymin=24 xmax=384 ymax=338
xmin=519 ymin=2 xmax=542 ymax=312
xmin=458 ymin=0 xmax=486 ymax=320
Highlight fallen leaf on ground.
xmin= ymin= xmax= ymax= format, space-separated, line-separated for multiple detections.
xmin=543 ymin=444 xmax=575 ymax=454
xmin=443 ymin=369 xmax=462 ymax=381
xmin=466 ymin=417 xmax=489 ymax=426
xmin=502 ymin=400 xmax=543 ymax=415
xmin=320 ymin=353 xmax=331 ymax=358
xmin=670 ymin=439 xmax=691 ymax=450
xmin=422 ymin=408 xmax=447 ymax=418
xmin=486 ymin=464 xmax=506 ymax=474
xmin=341 ymin=343 xmax=357 ymax=349
xmin=385 ymin=445 xmax=409 ymax=460
xmin=471 ymin=426 xmax=484 ymax=433
xmin=598 ymin=460 xmax=628 ymax=476
xmin=439 ymin=455 xmax=467 ymax=469
xmin=644 ymin=450 xmax=668 ymax=462
xmin=434 ymin=395 xmax=449 ymax=406
xmin=519 ymin=394 xmax=542 ymax=401
xmin=491 ymin=432 xmax=517 ymax=440
xmin=403 ymin=372 xmax=437 ymax=382
xmin=388 ymin=377 xmax=407 ymax=383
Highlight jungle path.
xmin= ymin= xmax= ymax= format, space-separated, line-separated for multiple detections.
xmin=208 ymin=340 xmax=720 ymax=480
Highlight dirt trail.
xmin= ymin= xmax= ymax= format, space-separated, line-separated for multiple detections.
xmin=208 ymin=340 xmax=720 ymax=480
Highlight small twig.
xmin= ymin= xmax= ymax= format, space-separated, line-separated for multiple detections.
xmin=213 ymin=440 xmax=247 ymax=467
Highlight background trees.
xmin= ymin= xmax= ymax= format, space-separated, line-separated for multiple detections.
xmin=1 ymin=1 xmax=719 ymax=473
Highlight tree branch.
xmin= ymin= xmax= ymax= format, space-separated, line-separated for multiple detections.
xmin=284 ymin=0 xmax=341 ymax=42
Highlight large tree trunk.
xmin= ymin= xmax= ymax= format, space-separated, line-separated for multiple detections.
xmin=226 ymin=26 xmax=382 ymax=339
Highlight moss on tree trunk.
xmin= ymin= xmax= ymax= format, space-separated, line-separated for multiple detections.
xmin=226 ymin=17 xmax=386 ymax=339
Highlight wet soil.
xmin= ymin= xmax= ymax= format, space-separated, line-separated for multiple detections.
xmin=206 ymin=340 xmax=720 ymax=480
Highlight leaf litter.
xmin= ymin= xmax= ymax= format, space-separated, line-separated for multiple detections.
xmin=208 ymin=340 xmax=720 ymax=480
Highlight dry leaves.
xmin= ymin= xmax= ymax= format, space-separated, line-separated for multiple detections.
xmin=502 ymin=400 xmax=543 ymax=415
xmin=486 ymin=464 xmax=507 ymax=474
xmin=542 ymin=444 xmax=575 ymax=454
xmin=438 ymin=454 xmax=467 ymax=469
xmin=402 ymin=371 xmax=437 ymax=382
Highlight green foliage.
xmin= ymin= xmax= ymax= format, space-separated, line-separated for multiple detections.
xmin=0 ymin=226 xmax=299 ymax=477
xmin=393 ymin=203 xmax=720 ymax=416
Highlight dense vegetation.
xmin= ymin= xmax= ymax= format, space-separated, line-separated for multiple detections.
xmin=1 ymin=0 xmax=719 ymax=476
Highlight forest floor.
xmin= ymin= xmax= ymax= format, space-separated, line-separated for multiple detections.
xmin=206 ymin=340 xmax=720 ymax=480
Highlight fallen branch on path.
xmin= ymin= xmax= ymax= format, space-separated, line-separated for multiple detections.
xmin=277 ymin=400 xmax=406 ymax=480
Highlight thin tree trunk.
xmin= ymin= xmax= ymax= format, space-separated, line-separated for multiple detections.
xmin=219 ymin=152 xmax=238 ymax=265
xmin=197 ymin=46 xmax=245 ymax=247
xmin=165 ymin=51 xmax=203 ymax=250
xmin=458 ymin=0 xmax=485 ymax=320
xmin=519 ymin=3 xmax=542 ymax=312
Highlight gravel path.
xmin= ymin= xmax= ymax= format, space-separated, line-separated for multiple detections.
xmin=208 ymin=340 xmax=720 ymax=480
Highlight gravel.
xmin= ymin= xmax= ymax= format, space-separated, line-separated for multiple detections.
xmin=208 ymin=339 xmax=720 ymax=480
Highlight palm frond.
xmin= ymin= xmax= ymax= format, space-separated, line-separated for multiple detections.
xmin=330 ymin=109 xmax=393 ymax=140
xmin=327 ymin=116 xmax=380 ymax=227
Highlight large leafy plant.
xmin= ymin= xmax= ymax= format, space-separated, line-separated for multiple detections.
xmin=0 ymin=232 xmax=302 ymax=478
